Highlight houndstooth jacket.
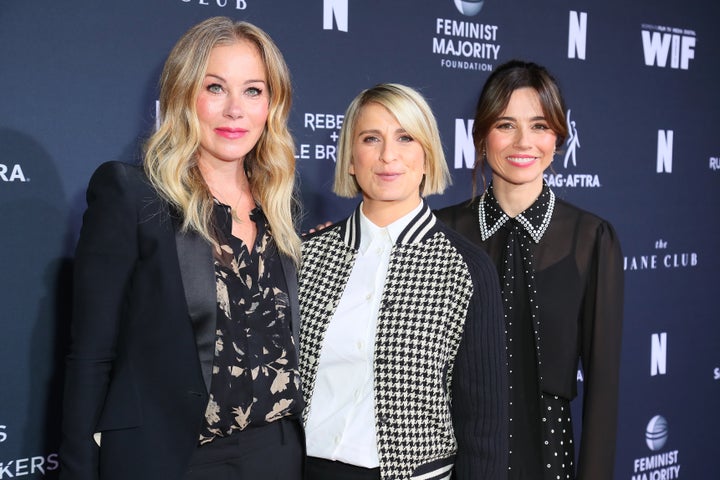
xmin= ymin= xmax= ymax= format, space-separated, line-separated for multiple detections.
xmin=299 ymin=202 xmax=508 ymax=480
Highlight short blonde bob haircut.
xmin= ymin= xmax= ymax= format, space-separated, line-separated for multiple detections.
xmin=333 ymin=83 xmax=451 ymax=198
xmin=144 ymin=17 xmax=300 ymax=263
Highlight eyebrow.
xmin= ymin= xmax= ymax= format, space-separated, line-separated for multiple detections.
xmin=496 ymin=115 xmax=546 ymax=122
xmin=356 ymin=127 xmax=409 ymax=136
xmin=204 ymin=73 xmax=266 ymax=84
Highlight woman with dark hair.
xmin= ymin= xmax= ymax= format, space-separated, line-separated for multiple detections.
xmin=300 ymin=83 xmax=508 ymax=480
xmin=60 ymin=17 xmax=303 ymax=480
xmin=437 ymin=60 xmax=624 ymax=480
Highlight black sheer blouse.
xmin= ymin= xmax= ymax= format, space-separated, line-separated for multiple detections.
xmin=198 ymin=203 xmax=302 ymax=444
xmin=437 ymin=183 xmax=624 ymax=480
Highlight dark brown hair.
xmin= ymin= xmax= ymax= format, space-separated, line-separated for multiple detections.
xmin=471 ymin=60 xmax=568 ymax=194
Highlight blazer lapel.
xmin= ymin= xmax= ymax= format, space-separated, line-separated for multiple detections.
xmin=175 ymin=227 xmax=216 ymax=393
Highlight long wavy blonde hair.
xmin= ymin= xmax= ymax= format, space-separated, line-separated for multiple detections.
xmin=143 ymin=17 xmax=300 ymax=263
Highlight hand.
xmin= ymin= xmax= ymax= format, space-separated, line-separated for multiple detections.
xmin=303 ymin=221 xmax=333 ymax=236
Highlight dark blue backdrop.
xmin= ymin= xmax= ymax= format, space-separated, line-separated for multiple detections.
xmin=1 ymin=1 xmax=718 ymax=478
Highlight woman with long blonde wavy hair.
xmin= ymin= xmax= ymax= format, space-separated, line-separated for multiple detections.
xmin=145 ymin=16 xmax=300 ymax=261
xmin=60 ymin=17 xmax=304 ymax=480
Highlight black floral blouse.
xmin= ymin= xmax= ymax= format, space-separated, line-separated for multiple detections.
xmin=198 ymin=203 xmax=302 ymax=444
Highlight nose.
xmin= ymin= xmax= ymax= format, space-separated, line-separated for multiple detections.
xmin=224 ymin=92 xmax=245 ymax=120
xmin=513 ymin=126 xmax=532 ymax=149
xmin=379 ymin=141 xmax=397 ymax=163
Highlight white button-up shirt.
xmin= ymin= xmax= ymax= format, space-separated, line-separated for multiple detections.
xmin=305 ymin=200 xmax=423 ymax=467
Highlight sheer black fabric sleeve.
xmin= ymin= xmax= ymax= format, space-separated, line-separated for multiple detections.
xmin=577 ymin=219 xmax=624 ymax=480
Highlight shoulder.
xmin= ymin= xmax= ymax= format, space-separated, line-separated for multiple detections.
xmin=553 ymin=197 xmax=621 ymax=245
xmin=434 ymin=197 xmax=478 ymax=226
xmin=85 ymin=161 xmax=167 ymax=220
xmin=87 ymin=161 xmax=152 ymax=196
xmin=90 ymin=160 xmax=145 ymax=182
xmin=300 ymin=220 xmax=351 ymax=261
xmin=554 ymin=197 xmax=616 ymax=229
xmin=433 ymin=219 xmax=497 ymax=279
xmin=301 ymin=220 xmax=344 ymax=244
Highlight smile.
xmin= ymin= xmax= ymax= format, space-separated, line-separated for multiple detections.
xmin=506 ymin=156 xmax=538 ymax=167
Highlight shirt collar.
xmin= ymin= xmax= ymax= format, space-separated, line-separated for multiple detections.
xmin=478 ymin=182 xmax=555 ymax=243
xmin=341 ymin=199 xmax=437 ymax=251
xmin=358 ymin=200 xmax=424 ymax=253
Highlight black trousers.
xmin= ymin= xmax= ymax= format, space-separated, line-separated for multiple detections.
xmin=305 ymin=456 xmax=381 ymax=480
xmin=183 ymin=418 xmax=303 ymax=480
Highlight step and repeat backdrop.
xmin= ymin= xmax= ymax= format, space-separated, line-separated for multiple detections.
xmin=1 ymin=1 xmax=718 ymax=478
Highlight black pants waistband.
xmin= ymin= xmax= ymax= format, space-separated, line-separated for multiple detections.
xmin=188 ymin=417 xmax=302 ymax=466
xmin=305 ymin=456 xmax=381 ymax=480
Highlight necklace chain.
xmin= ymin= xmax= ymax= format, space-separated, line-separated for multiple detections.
xmin=212 ymin=188 xmax=244 ymax=224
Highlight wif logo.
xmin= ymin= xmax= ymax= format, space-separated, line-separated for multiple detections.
xmin=641 ymin=24 xmax=696 ymax=70
xmin=324 ymin=0 xmax=348 ymax=32
xmin=454 ymin=0 xmax=485 ymax=16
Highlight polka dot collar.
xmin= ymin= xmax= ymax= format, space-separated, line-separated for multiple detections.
xmin=478 ymin=183 xmax=555 ymax=243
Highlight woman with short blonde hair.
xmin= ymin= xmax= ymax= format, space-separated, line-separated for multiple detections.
xmin=300 ymin=83 xmax=508 ymax=480
xmin=333 ymin=83 xmax=450 ymax=199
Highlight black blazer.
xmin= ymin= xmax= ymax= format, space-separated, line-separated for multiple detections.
xmin=59 ymin=161 xmax=300 ymax=480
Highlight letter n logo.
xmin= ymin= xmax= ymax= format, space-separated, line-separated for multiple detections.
xmin=324 ymin=0 xmax=348 ymax=32
xmin=651 ymin=332 xmax=667 ymax=376
xmin=568 ymin=11 xmax=587 ymax=60
xmin=657 ymin=130 xmax=673 ymax=173
xmin=454 ymin=119 xmax=475 ymax=169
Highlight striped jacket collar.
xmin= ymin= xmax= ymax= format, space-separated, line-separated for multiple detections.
xmin=338 ymin=200 xmax=437 ymax=250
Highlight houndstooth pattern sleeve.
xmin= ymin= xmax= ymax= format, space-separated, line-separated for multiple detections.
xmin=374 ymin=232 xmax=474 ymax=479
xmin=298 ymin=227 xmax=357 ymax=422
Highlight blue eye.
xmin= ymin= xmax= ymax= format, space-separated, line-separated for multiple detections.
xmin=398 ymin=135 xmax=414 ymax=143
xmin=246 ymin=86 xmax=263 ymax=97
xmin=207 ymin=83 xmax=223 ymax=94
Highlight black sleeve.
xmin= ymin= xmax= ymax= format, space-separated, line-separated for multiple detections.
xmin=59 ymin=162 xmax=143 ymax=480
xmin=577 ymin=220 xmax=624 ymax=479
xmin=449 ymin=231 xmax=509 ymax=480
